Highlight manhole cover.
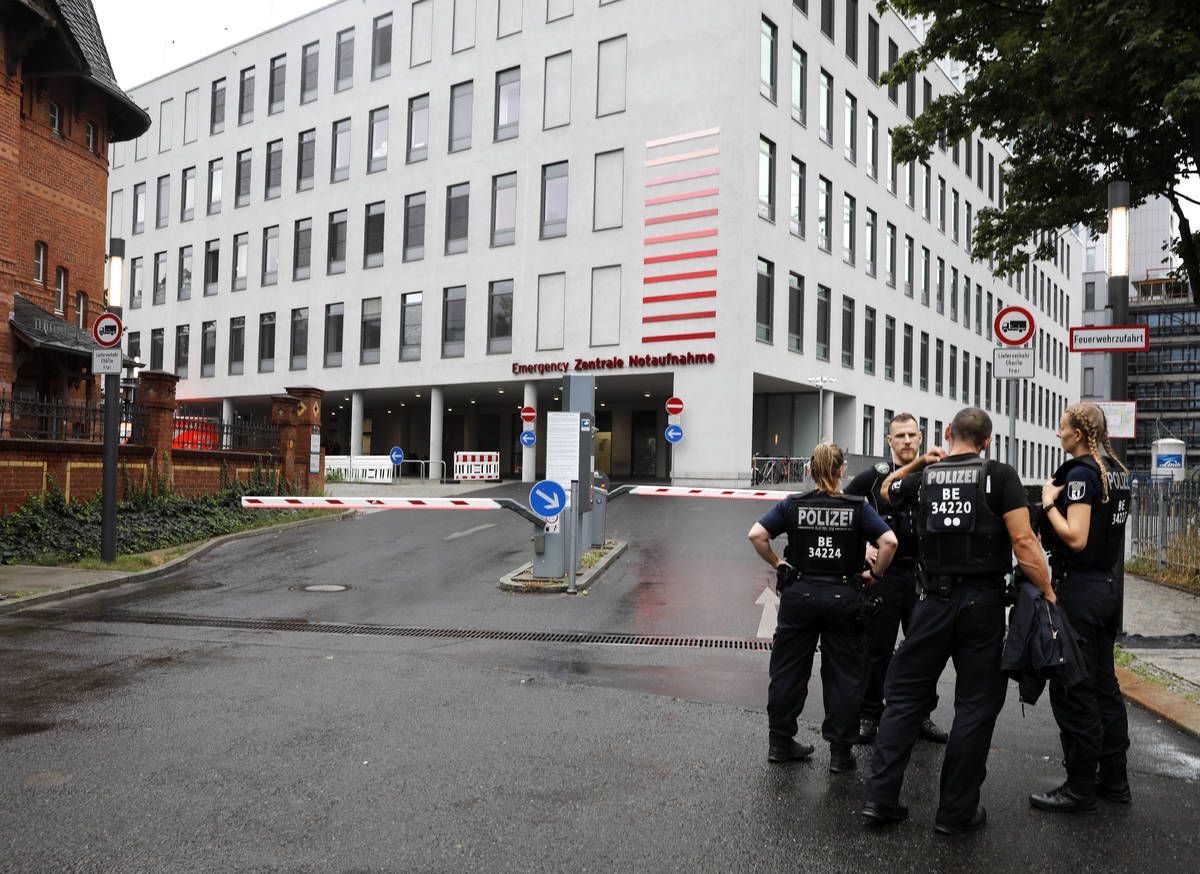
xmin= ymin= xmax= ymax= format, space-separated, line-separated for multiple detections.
xmin=303 ymin=584 xmax=348 ymax=593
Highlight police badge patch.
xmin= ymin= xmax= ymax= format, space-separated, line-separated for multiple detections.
xmin=875 ymin=462 xmax=891 ymax=475
xmin=1067 ymin=481 xmax=1086 ymax=501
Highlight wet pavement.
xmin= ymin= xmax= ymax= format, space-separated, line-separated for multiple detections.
xmin=2 ymin=481 xmax=1199 ymax=872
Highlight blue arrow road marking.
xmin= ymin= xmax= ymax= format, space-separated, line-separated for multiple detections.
xmin=390 ymin=446 xmax=404 ymax=464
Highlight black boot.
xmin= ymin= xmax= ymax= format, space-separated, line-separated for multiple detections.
xmin=829 ymin=744 xmax=856 ymax=773
xmin=855 ymin=717 xmax=878 ymax=744
xmin=768 ymin=738 xmax=815 ymax=763
xmin=1029 ymin=782 xmax=1098 ymax=814
xmin=1097 ymin=761 xmax=1132 ymax=803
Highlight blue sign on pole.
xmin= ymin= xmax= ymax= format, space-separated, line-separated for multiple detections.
xmin=390 ymin=446 xmax=404 ymax=465
xmin=519 ymin=430 xmax=536 ymax=447
xmin=665 ymin=425 xmax=684 ymax=443
xmin=529 ymin=480 xmax=567 ymax=518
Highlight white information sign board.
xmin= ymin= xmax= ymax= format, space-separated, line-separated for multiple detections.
xmin=546 ymin=411 xmax=582 ymax=496
xmin=993 ymin=347 xmax=1035 ymax=379
xmin=92 ymin=348 xmax=122 ymax=374
xmin=1094 ymin=401 xmax=1137 ymax=439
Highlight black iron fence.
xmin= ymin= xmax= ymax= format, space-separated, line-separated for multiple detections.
xmin=0 ymin=391 xmax=148 ymax=443
xmin=1128 ymin=479 xmax=1200 ymax=577
xmin=171 ymin=415 xmax=278 ymax=452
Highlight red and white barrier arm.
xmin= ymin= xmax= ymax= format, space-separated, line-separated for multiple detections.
xmin=242 ymin=496 xmax=506 ymax=510
xmin=626 ymin=486 xmax=791 ymax=501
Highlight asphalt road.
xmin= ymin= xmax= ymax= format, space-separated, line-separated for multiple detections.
xmin=2 ymin=482 xmax=1199 ymax=872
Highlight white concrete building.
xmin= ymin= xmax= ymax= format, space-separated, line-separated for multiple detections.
xmin=107 ymin=0 xmax=1078 ymax=485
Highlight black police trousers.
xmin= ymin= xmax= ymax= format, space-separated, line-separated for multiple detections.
xmin=768 ymin=578 xmax=865 ymax=748
xmin=865 ymin=583 xmax=1007 ymax=824
xmin=859 ymin=563 xmax=938 ymax=722
xmin=1049 ymin=570 xmax=1130 ymax=788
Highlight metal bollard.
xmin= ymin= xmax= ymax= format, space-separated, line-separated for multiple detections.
xmin=590 ymin=470 xmax=610 ymax=548
xmin=533 ymin=517 xmax=567 ymax=580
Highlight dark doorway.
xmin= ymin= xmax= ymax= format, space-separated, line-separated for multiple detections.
xmin=631 ymin=409 xmax=658 ymax=477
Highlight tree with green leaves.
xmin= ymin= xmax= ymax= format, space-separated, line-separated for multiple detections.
xmin=882 ymin=0 xmax=1200 ymax=303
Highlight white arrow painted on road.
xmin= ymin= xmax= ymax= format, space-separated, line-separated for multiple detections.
xmin=534 ymin=488 xmax=561 ymax=512
xmin=755 ymin=587 xmax=780 ymax=639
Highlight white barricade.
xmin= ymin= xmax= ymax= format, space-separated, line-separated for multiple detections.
xmin=324 ymin=455 xmax=396 ymax=483
xmin=453 ymin=451 xmax=500 ymax=482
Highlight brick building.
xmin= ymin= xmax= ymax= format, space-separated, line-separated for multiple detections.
xmin=1 ymin=0 xmax=148 ymax=404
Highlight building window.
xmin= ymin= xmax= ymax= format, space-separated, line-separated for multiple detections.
xmin=866 ymin=112 xmax=878 ymax=179
xmin=884 ymin=315 xmax=895 ymax=380
xmin=817 ymin=176 xmax=831 ymax=252
xmin=816 ymin=285 xmax=831 ymax=361
xmin=261 ymin=226 xmax=279 ymax=286
xmin=844 ymin=92 xmax=857 ymax=163
xmin=950 ymin=267 xmax=959 ymax=321
xmin=540 ymin=161 xmax=568 ymax=238
xmin=210 ymin=78 xmax=225 ymax=134
xmin=790 ymin=158 xmax=805 ymax=237
xmin=268 ymin=55 xmax=286 ymax=114
xmin=760 ymin=17 xmax=777 ymax=102
xmin=331 ymin=118 xmax=351 ymax=182
xmin=297 ymin=129 xmax=315 ymax=190
xmin=936 ymin=257 xmax=946 ymax=313
xmin=449 ymin=80 xmax=473 ymax=152
xmin=819 ymin=69 xmax=833 ymax=144
xmin=843 ymin=194 xmax=856 ymax=265
xmin=206 ymin=159 xmax=222 ymax=214
xmin=324 ymin=302 xmax=344 ymax=367
xmin=181 ymin=166 xmax=195 ymax=221
xmin=73 ymin=293 xmax=86 ymax=330
xmin=863 ymin=404 xmax=875 ymax=456
xmin=791 ymin=45 xmax=806 ymax=124
xmin=921 ymin=246 xmax=930 ymax=305
xmin=906 ymin=161 xmax=915 ymax=208
xmin=372 ymin=13 xmax=393 ymax=79
xmin=887 ymin=129 xmax=897 ymax=194
xmin=301 ymin=42 xmax=319 ymax=103
xmin=495 ymin=67 xmax=520 ymax=140
xmin=491 ymin=173 xmax=516 ymax=246
xmin=865 ymin=208 xmax=877 ymax=276
xmin=228 ymin=317 xmax=244 ymax=375
xmin=368 ymin=107 xmax=388 ymax=173
xmin=153 ymin=251 xmax=167 ymax=305
xmin=183 ymin=88 xmax=198 ymax=144
xmin=327 ymin=210 xmax=347 ymax=274
xmin=756 ymin=257 xmax=773 ymax=343
xmin=132 ymin=182 xmax=146 ymax=233
xmin=788 ymin=272 xmax=804 ymax=353
xmin=359 ymin=297 xmax=382 ymax=364
xmin=903 ymin=235 xmax=914 ymax=296
xmin=232 ymin=233 xmax=247 ymax=291
xmin=400 ymin=291 xmax=422 ymax=361
xmin=949 ymin=345 xmax=958 ymax=399
xmin=155 ymin=175 xmax=170 ymax=228
xmin=403 ymin=192 xmax=426 ymax=260
xmin=903 ymin=323 xmax=913 ymax=386
xmin=290 ymin=307 xmax=308 ymax=370
xmin=258 ymin=312 xmax=275 ymax=373
xmin=238 ymin=67 xmax=254 ymax=125
xmin=363 ymin=202 xmax=386 ymax=268
xmin=887 ymin=39 xmax=898 ymax=103
xmin=54 ymin=267 xmax=67 ymax=312
xmin=235 ymin=149 xmax=251 ymax=207
xmin=128 ymin=257 xmax=143 ymax=308
xmin=488 ymin=280 xmax=513 ymax=354
xmin=758 ymin=136 xmax=775 ymax=221
xmin=203 ymin=241 xmax=218 ymax=295
xmin=177 ymin=246 xmax=192 ymax=300
xmin=264 ymin=140 xmax=282 ymax=199
xmin=867 ymin=16 xmax=879 ymax=83
xmin=920 ymin=331 xmax=929 ymax=390
xmin=86 ymin=121 xmax=96 ymax=151
xmin=445 ymin=183 xmax=470 ymax=254
xmin=33 ymin=241 xmax=47 ymax=284
xmin=864 ymin=306 xmax=876 ymax=374
xmin=201 ymin=321 xmax=216 ymax=377
xmin=128 ymin=331 xmax=140 ymax=367
xmin=921 ymin=162 xmax=931 ymax=219
xmin=885 ymin=222 xmax=896 ymax=287
xmin=335 ymin=28 xmax=354 ymax=91
xmin=407 ymin=94 xmax=429 ymax=162
xmin=150 ymin=328 xmax=164 ymax=370
xmin=1083 ymin=366 xmax=1095 ymax=396
xmin=175 ymin=324 xmax=189 ymax=378
xmin=906 ymin=69 xmax=916 ymax=119
xmin=293 ymin=218 xmax=312 ymax=280
xmin=442 ymin=287 xmax=466 ymax=358
xmin=842 ymin=296 xmax=855 ymax=368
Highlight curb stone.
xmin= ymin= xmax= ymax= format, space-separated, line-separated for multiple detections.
xmin=499 ymin=540 xmax=628 ymax=593
xmin=0 ymin=510 xmax=357 ymax=616
xmin=1116 ymin=663 xmax=1200 ymax=740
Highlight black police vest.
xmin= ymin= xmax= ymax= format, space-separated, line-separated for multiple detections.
xmin=1046 ymin=455 xmax=1131 ymax=572
xmin=784 ymin=490 xmax=866 ymax=581
xmin=917 ymin=457 xmax=1011 ymax=577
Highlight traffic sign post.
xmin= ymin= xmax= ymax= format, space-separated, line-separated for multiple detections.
xmin=993 ymin=306 xmax=1035 ymax=471
xmin=994 ymin=305 xmax=1035 ymax=346
xmin=665 ymin=425 xmax=683 ymax=444
xmin=519 ymin=430 xmax=536 ymax=447
xmin=95 ymin=311 xmax=124 ymax=564
xmin=93 ymin=311 xmax=123 ymax=347
xmin=529 ymin=480 xmax=566 ymax=518
xmin=390 ymin=446 xmax=404 ymax=479
xmin=665 ymin=397 xmax=684 ymax=415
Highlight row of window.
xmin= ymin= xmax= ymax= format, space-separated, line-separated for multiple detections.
xmin=128 ymin=281 xmax=514 ymax=378
xmin=30 ymin=242 xmax=90 ymax=327
xmin=42 ymin=98 xmax=99 ymax=153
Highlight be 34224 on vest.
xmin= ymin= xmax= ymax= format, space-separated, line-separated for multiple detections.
xmin=784 ymin=491 xmax=866 ymax=582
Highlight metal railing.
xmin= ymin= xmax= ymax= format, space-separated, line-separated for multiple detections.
xmin=0 ymin=391 xmax=148 ymax=443
xmin=750 ymin=455 xmax=811 ymax=486
xmin=172 ymin=416 xmax=278 ymax=452
xmin=1128 ymin=479 xmax=1200 ymax=577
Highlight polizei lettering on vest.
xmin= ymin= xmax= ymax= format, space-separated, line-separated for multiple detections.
xmin=795 ymin=507 xmax=856 ymax=529
xmin=928 ymin=468 xmax=979 ymax=485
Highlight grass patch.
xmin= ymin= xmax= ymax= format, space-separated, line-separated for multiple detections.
xmin=1125 ymin=556 xmax=1200 ymax=593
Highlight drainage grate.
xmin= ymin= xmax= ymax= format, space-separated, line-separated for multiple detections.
xmin=19 ymin=607 xmax=773 ymax=651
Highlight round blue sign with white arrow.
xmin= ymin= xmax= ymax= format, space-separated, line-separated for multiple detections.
xmin=389 ymin=446 xmax=404 ymax=465
xmin=529 ymin=480 xmax=566 ymax=518
xmin=519 ymin=430 xmax=536 ymax=447
xmin=665 ymin=424 xmax=684 ymax=444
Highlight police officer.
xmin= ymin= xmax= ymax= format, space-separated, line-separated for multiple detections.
xmin=748 ymin=441 xmax=898 ymax=773
xmin=845 ymin=412 xmax=948 ymax=745
xmin=862 ymin=408 xmax=1055 ymax=833
xmin=1030 ymin=403 xmax=1132 ymax=813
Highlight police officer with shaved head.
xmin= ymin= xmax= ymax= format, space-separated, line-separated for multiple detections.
xmin=844 ymin=412 xmax=948 ymax=746
xmin=749 ymin=441 xmax=898 ymax=774
xmin=862 ymin=408 xmax=1054 ymax=834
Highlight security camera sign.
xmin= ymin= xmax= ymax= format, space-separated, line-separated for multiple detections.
xmin=994 ymin=306 xmax=1034 ymax=346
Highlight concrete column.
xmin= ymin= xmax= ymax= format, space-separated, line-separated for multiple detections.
xmin=821 ymin=389 xmax=836 ymax=443
xmin=429 ymin=386 xmax=444 ymax=480
xmin=522 ymin=381 xmax=537 ymax=483
xmin=350 ymin=390 xmax=364 ymax=457
xmin=221 ymin=398 xmax=233 ymax=450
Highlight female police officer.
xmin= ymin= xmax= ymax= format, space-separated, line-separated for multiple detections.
xmin=748 ymin=441 xmax=898 ymax=773
xmin=1031 ymin=403 xmax=1132 ymax=813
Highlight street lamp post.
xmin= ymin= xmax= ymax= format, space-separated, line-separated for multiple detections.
xmin=101 ymin=238 xmax=125 ymax=563
xmin=807 ymin=375 xmax=836 ymax=443
xmin=1107 ymin=182 xmax=1130 ymax=465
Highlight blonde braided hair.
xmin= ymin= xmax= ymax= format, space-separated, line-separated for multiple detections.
xmin=1063 ymin=403 xmax=1129 ymax=504
xmin=810 ymin=441 xmax=845 ymax=494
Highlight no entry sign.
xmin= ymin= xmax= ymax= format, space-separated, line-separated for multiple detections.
xmin=665 ymin=396 xmax=684 ymax=415
xmin=994 ymin=306 xmax=1035 ymax=346
xmin=520 ymin=405 xmax=536 ymax=423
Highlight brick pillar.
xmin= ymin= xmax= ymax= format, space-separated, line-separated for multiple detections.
xmin=136 ymin=370 xmax=180 ymax=494
xmin=286 ymin=386 xmax=325 ymax=494
xmin=271 ymin=393 xmax=299 ymax=492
